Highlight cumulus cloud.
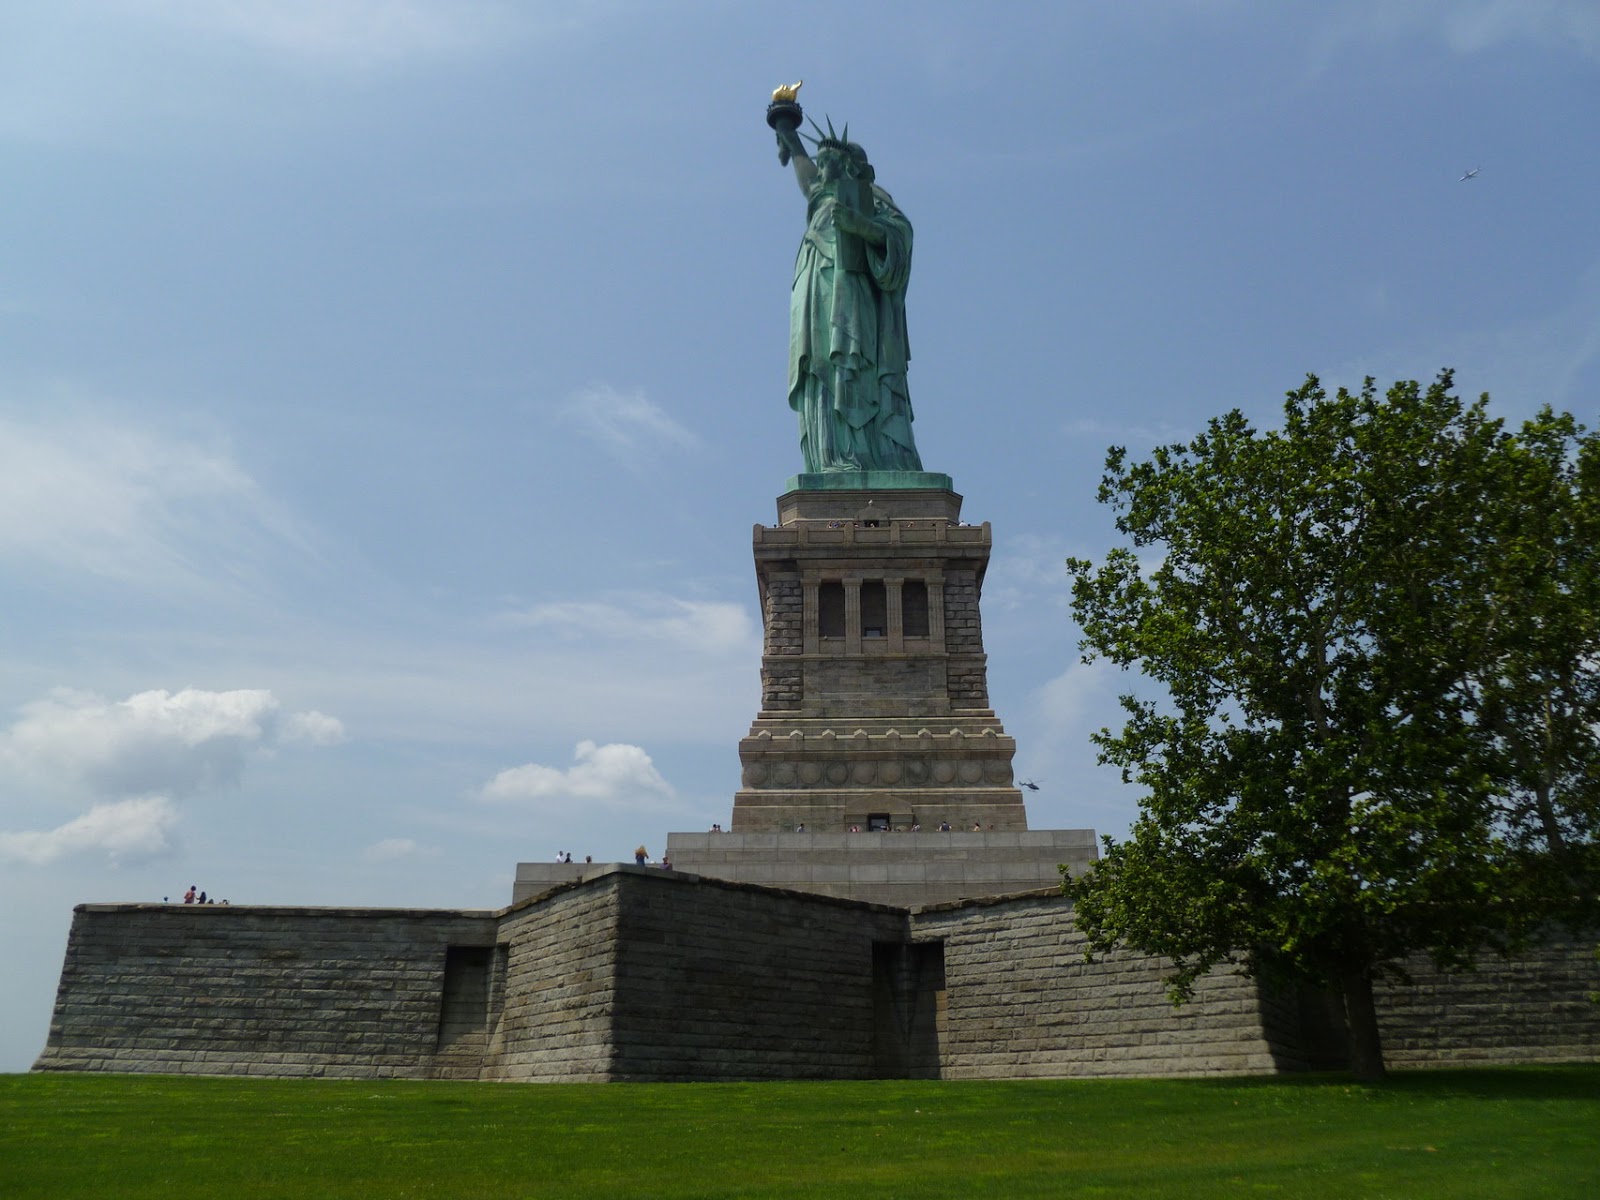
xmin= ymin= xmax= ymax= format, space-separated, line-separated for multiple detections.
xmin=556 ymin=384 xmax=700 ymax=463
xmin=482 ymin=740 xmax=674 ymax=808
xmin=6 ymin=687 xmax=300 ymax=797
xmin=2 ymin=686 xmax=344 ymax=799
xmin=6 ymin=687 xmax=266 ymax=797
xmin=0 ymin=687 xmax=344 ymax=865
xmin=0 ymin=796 xmax=179 ymax=866
xmin=497 ymin=594 xmax=756 ymax=656
xmin=0 ymin=411 xmax=307 ymax=596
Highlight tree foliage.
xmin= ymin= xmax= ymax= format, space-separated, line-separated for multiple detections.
xmin=1064 ymin=372 xmax=1599 ymax=1079
xmin=1475 ymin=408 xmax=1600 ymax=911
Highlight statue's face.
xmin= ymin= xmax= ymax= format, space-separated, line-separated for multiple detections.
xmin=816 ymin=148 xmax=846 ymax=183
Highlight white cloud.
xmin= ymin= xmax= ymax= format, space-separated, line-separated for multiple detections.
xmin=0 ymin=796 xmax=178 ymax=866
xmin=986 ymin=533 xmax=1075 ymax=616
xmin=0 ymin=410 xmax=308 ymax=596
xmin=362 ymin=837 xmax=436 ymax=863
xmin=556 ymin=384 xmax=701 ymax=464
xmin=497 ymin=594 xmax=757 ymax=657
xmin=122 ymin=0 xmax=529 ymax=68
xmin=1009 ymin=661 xmax=1130 ymax=812
xmin=0 ymin=2 xmax=562 ymax=147
xmin=1434 ymin=0 xmax=1600 ymax=60
xmin=1312 ymin=1 xmax=1600 ymax=66
xmin=2 ymin=686 xmax=343 ymax=800
xmin=1062 ymin=417 xmax=1192 ymax=448
xmin=482 ymin=740 xmax=674 ymax=808
xmin=1036 ymin=661 xmax=1124 ymax=738
xmin=282 ymin=710 xmax=348 ymax=746
xmin=1338 ymin=258 xmax=1600 ymax=420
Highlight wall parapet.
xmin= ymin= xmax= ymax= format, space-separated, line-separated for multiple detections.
xmin=34 ymin=876 xmax=1600 ymax=1083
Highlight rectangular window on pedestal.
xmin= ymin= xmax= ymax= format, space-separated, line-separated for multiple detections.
xmin=861 ymin=581 xmax=887 ymax=638
xmin=902 ymin=580 xmax=929 ymax=637
xmin=819 ymin=581 xmax=846 ymax=639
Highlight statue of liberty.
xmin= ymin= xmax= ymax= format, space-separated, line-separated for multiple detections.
xmin=768 ymin=85 xmax=924 ymax=475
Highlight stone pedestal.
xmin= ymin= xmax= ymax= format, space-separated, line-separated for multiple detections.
xmin=734 ymin=485 xmax=1027 ymax=834
xmin=661 ymin=829 xmax=1099 ymax=908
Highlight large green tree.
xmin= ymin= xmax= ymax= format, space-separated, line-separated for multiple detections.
xmin=1064 ymin=373 xmax=1598 ymax=1081
xmin=1476 ymin=407 xmax=1600 ymax=920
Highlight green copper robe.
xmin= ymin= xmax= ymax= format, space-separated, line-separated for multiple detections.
xmin=787 ymin=179 xmax=923 ymax=473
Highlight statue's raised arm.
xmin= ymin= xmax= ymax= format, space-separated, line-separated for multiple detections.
xmin=766 ymin=85 xmax=923 ymax=476
xmin=767 ymin=81 xmax=815 ymax=194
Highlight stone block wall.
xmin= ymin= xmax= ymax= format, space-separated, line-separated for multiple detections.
xmin=33 ymin=904 xmax=499 ymax=1078
xmin=760 ymin=662 xmax=804 ymax=712
xmin=760 ymin=573 xmax=804 ymax=712
xmin=665 ymin=829 xmax=1098 ymax=908
xmin=762 ymin=575 xmax=804 ymax=656
xmin=942 ymin=570 xmax=989 ymax=707
xmin=912 ymin=898 xmax=1600 ymax=1078
xmin=33 ymin=877 xmax=1600 ymax=1084
xmin=941 ymin=571 xmax=982 ymax=655
xmin=912 ymin=895 xmax=1284 ymax=1079
xmin=1375 ymin=937 xmax=1600 ymax=1068
xmin=605 ymin=868 xmax=906 ymax=1081
xmin=488 ymin=876 xmax=622 ymax=1081
xmin=797 ymin=656 xmax=954 ymax=717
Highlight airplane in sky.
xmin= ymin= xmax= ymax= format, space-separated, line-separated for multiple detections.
xmin=1459 ymin=166 xmax=1481 ymax=181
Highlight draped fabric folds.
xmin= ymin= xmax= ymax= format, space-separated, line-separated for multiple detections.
xmin=787 ymin=181 xmax=923 ymax=473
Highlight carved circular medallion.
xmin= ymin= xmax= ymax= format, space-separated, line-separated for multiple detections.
xmin=852 ymin=762 xmax=876 ymax=785
xmin=932 ymin=761 xmax=957 ymax=784
xmin=826 ymin=762 xmax=849 ymax=785
xmin=905 ymin=760 xmax=928 ymax=784
xmin=878 ymin=761 xmax=903 ymax=785
xmin=959 ymin=761 xmax=984 ymax=784
xmin=743 ymin=763 xmax=770 ymax=786
xmin=774 ymin=762 xmax=798 ymax=786
xmin=798 ymin=762 xmax=822 ymax=785
xmin=986 ymin=761 xmax=1012 ymax=785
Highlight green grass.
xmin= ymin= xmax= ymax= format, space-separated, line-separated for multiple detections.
xmin=2 ymin=1067 xmax=1597 ymax=1198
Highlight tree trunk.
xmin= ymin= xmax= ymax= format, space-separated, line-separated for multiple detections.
xmin=1340 ymin=966 xmax=1387 ymax=1082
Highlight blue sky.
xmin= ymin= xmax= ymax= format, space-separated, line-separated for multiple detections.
xmin=2 ymin=1 xmax=1597 ymax=1071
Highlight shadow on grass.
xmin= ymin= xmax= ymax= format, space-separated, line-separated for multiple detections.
xmin=1186 ymin=1063 xmax=1599 ymax=1101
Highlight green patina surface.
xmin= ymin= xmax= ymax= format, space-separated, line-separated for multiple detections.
xmin=772 ymin=97 xmax=930 ymax=477
xmin=785 ymin=470 xmax=954 ymax=493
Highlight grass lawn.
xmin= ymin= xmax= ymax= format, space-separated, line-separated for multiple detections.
xmin=2 ymin=1066 xmax=1596 ymax=1198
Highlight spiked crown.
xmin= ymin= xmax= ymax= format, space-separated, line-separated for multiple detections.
xmin=804 ymin=116 xmax=873 ymax=180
